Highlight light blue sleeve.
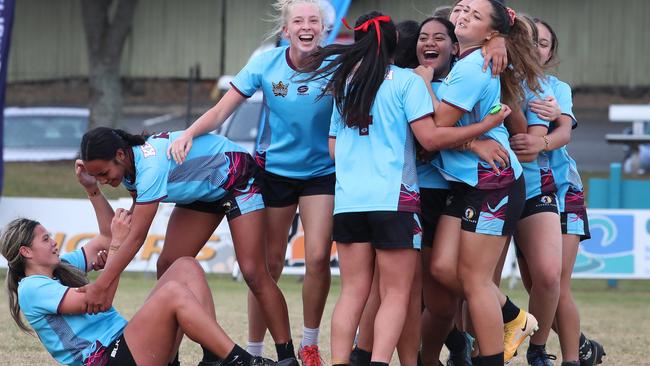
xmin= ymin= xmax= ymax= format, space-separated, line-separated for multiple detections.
xmin=18 ymin=277 xmax=68 ymax=317
xmin=61 ymin=248 xmax=87 ymax=273
xmin=403 ymin=74 xmax=434 ymax=123
xmin=441 ymin=61 xmax=489 ymax=112
xmin=329 ymin=105 xmax=342 ymax=138
xmin=525 ymin=79 xmax=554 ymax=128
xmin=554 ymin=80 xmax=577 ymax=126
xmin=231 ymin=52 xmax=266 ymax=97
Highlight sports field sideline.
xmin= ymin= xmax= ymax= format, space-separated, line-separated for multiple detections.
xmin=0 ymin=271 xmax=647 ymax=365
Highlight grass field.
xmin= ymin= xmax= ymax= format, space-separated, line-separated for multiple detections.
xmin=2 ymin=161 xmax=649 ymax=365
xmin=0 ymin=271 xmax=648 ymax=365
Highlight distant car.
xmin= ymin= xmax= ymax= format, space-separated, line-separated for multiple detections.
xmin=3 ymin=107 xmax=89 ymax=162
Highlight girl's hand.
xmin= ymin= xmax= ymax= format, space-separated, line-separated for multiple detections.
xmin=509 ymin=133 xmax=545 ymax=155
xmin=91 ymin=250 xmax=108 ymax=271
xmin=471 ymin=139 xmax=510 ymax=174
xmin=414 ymin=65 xmax=434 ymax=83
xmin=75 ymin=160 xmax=98 ymax=190
xmin=483 ymin=104 xmax=512 ymax=128
xmin=482 ymin=35 xmax=508 ymax=76
xmin=529 ymin=96 xmax=561 ymax=122
xmin=167 ymin=131 xmax=194 ymax=164
xmin=110 ymin=208 xmax=132 ymax=244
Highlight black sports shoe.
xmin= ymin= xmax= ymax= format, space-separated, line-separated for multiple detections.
xmin=446 ymin=332 xmax=474 ymax=366
xmin=579 ymin=338 xmax=606 ymax=366
xmin=526 ymin=347 xmax=557 ymax=366
xmin=250 ymin=357 xmax=277 ymax=366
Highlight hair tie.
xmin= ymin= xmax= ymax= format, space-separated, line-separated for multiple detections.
xmin=342 ymin=15 xmax=391 ymax=54
xmin=506 ymin=7 xmax=516 ymax=26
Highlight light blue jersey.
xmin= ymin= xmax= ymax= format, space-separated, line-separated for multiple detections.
xmin=122 ymin=132 xmax=250 ymax=204
xmin=17 ymin=249 xmax=127 ymax=365
xmin=546 ymin=75 xmax=584 ymax=212
xmin=521 ymin=77 xmax=556 ymax=199
xmin=231 ymin=46 xmax=335 ymax=179
xmin=433 ymin=49 xmax=523 ymax=189
xmin=417 ymin=79 xmax=450 ymax=190
xmin=329 ymin=65 xmax=433 ymax=214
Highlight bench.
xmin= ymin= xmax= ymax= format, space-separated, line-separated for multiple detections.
xmin=605 ymin=104 xmax=650 ymax=174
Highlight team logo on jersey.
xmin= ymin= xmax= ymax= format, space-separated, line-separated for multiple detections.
xmin=272 ymin=81 xmax=289 ymax=97
xmin=385 ymin=70 xmax=394 ymax=80
xmin=445 ymin=195 xmax=454 ymax=207
xmin=540 ymin=195 xmax=553 ymax=204
xmin=140 ymin=142 xmax=156 ymax=158
xmin=297 ymin=85 xmax=309 ymax=95
xmin=464 ymin=206 xmax=476 ymax=220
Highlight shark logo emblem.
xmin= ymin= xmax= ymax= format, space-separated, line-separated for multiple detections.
xmin=272 ymin=81 xmax=289 ymax=97
xmin=464 ymin=206 xmax=476 ymax=220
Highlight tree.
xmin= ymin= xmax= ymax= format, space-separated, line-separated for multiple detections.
xmin=81 ymin=0 xmax=137 ymax=129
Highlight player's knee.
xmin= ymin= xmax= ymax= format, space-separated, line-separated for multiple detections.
xmin=430 ymin=259 xmax=455 ymax=288
xmin=534 ymin=266 xmax=561 ymax=293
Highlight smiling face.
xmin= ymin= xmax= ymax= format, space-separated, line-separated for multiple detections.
xmin=83 ymin=150 xmax=128 ymax=187
xmin=454 ymin=0 xmax=496 ymax=47
xmin=417 ymin=20 xmax=458 ymax=78
xmin=449 ymin=0 xmax=471 ymax=26
xmin=20 ymin=225 xmax=60 ymax=269
xmin=283 ymin=2 xmax=323 ymax=54
xmin=536 ymin=22 xmax=553 ymax=65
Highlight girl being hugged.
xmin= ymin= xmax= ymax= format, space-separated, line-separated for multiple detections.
xmin=302 ymin=10 xmax=508 ymax=365
xmin=419 ymin=1 xmax=544 ymax=364
xmin=79 ymin=129 xmax=295 ymax=365
xmin=171 ymin=1 xmax=335 ymax=362
xmin=0 ymin=164 xmax=279 ymax=366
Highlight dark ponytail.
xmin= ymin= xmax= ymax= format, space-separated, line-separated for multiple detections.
xmin=487 ymin=1 xmax=544 ymax=107
xmin=80 ymin=127 xmax=146 ymax=162
xmin=302 ymin=11 xmax=397 ymax=129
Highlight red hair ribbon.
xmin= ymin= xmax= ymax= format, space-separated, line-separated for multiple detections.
xmin=342 ymin=15 xmax=392 ymax=53
xmin=506 ymin=7 xmax=516 ymax=26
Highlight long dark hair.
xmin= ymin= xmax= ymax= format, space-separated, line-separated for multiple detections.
xmin=302 ymin=11 xmax=397 ymax=128
xmin=80 ymin=127 xmax=146 ymax=162
xmin=1 ymin=219 xmax=88 ymax=333
xmin=394 ymin=20 xmax=420 ymax=69
xmin=534 ymin=18 xmax=559 ymax=68
xmin=486 ymin=0 xmax=544 ymax=107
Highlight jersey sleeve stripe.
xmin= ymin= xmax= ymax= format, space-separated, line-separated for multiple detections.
xmin=229 ymin=82 xmax=252 ymax=98
xmin=135 ymin=195 xmax=168 ymax=205
xmin=441 ymin=99 xmax=470 ymax=113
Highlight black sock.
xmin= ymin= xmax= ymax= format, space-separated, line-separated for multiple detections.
xmin=501 ymin=296 xmax=520 ymax=323
xmin=479 ymin=352 xmax=504 ymax=366
xmin=168 ymin=352 xmax=180 ymax=366
xmin=445 ymin=326 xmax=467 ymax=353
xmin=471 ymin=356 xmax=480 ymax=366
xmin=222 ymin=345 xmax=252 ymax=366
xmin=351 ymin=347 xmax=372 ymax=366
xmin=369 ymin=362 xmax=389 ymax=366
xmin=275 ymin=340 xmax=295 ymax=361
xmin=201 ymin=345 xmax=222 ymax=362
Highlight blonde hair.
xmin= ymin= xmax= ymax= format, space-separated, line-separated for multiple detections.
xmin=266 ymin=0 xmax=326 ymax=42
xmin=1 ymin=218 xmax=88 ymax=333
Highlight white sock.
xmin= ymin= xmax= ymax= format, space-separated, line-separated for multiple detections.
xmin=301 ymin=326 xmax=320 ymax=347
xmin=247 ymin=341 xmax=264 ymax=357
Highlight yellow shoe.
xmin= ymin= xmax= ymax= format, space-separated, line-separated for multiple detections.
xmin=504 ymin=310 xmax=538 ymax=363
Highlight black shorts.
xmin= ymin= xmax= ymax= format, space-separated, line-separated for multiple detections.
xmin=561 ymin=209 xmax=591 ymax=241
xmin=333 ymin=211 xmax=422 ymax=249
xmin=420 ymin=188 xmax=450 ymax=248
xmin=260 ymin=170 xmax=335 ymax=207
xmin=176 ymin=153 xmax=265 ymax=220
xmin=520 ymin=193 xmax=559 ymax=219
xmin=82 ymin=333 xmax=137 ymax=366
xmin=443 ymin=176 xmax=525 ymax=236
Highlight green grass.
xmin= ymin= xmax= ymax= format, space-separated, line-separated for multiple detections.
xmin=0 ymin=271 xmax=647 ymax=365
xmin=2 ymin=161 xmax=130 ymax=199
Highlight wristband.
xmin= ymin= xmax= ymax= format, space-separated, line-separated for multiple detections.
xmin=489 ymin=104 xmax=502 ymax=114
xmin=542 ymin=135 xmax=550 ymax=151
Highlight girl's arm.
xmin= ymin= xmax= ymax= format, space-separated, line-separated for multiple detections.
xmin=504 ymin=108 xmax=529 ymax=136
xmin=410 ymin=104 xmax=511 ymax=152
xmin=59 ymin=209 xmax=132 ymax=314
xmin=511 ymin=125 xmax=549 ymax=163
xmin=168 ymin=88 xmax=247 ymax=164
xmin=78 ymin=202 xmax=159 ymax=314
xmin=328 ymin=137 xmax=336 ymax=160
xmin=510 ymin=114 xmax=573 ymax=156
